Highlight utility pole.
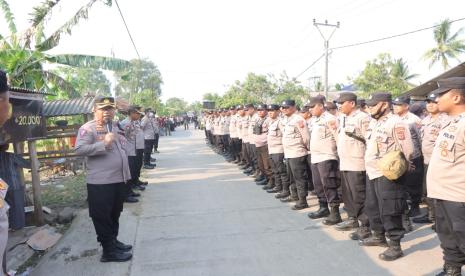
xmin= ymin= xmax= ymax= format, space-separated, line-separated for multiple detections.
xmin=313 ymin=19 xmax=340 ymax=99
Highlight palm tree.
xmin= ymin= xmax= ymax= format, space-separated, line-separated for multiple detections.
xmin=391 ymin=58 xmax=418 ymax=83
xmin=0 ymin=0 xmax=129 ymax=98
xmin=423 ymin=18 xmax=465 ymax=70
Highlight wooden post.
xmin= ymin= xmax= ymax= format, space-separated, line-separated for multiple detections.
xmin=13 ymin=142 xmax=25 ymax=185
xmin=28 ymin=140 xmax=44 ymax=225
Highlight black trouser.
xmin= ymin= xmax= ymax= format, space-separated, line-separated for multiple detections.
xmin=422 ymin=164 xmax=435 ymax=219
xmin=242 ymin=142 xmax=251 ymax=166
xmin=144 ymin=139 xmax=155 ymax=165
xmin=222 ymin=134 xmax=230 ymax=153
xmin=136 ymin=149 xmax=144 ymax=177
xmin=154 ymin=133 xmax=160 ymax=151
xmin=270 ymin=153 xmax=289 ymax=191
xmin=305 ymin=154 xmax=314 ymax=192
xmin=405 ymin=156 xmax=424 ymax=205
xmin=87 ymin=182 xmax=126 ymax=246
xmin=288 ymin=156 xmax=309 ymax=205
xmin=341 ymin=171 xmax=368 ymax=225
xmin=127 ymin=155 xmax=138 ymax=196
xmin=365 ymin=176 xmax=407 ymax=241
xmin=435 ymin=199 xmax=465 ymax=267
xmin=206 ymin=130 xmax=213 ymax=144
xmin=284 ymin=159 xmax=298 ymax=196
xmin=230 ymin=138 xmax=239 ymax=159
xmin=256 ymin=146 xmax=273 ymax=179
xmin=311 ymin=160 xmax=341 ymax=205
xmin=248 ymin=143 xmax=257 ymax=169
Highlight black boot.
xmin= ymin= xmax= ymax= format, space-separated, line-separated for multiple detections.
xmin=379 ymin=240 xmax=403 ymax=261
xmin=114 ymin=239 xmax=133 ymax=252
xmin=323 ymin=204 xmax=342 ymax=225
xmin=403 ymin=214 xmax=413 ymax=232
xmin=267 ymin=186 xmax=282 ymax=193
xmin=335 ymin=217 xmax=359 ymax=231
xmin=280 ymin=195 xmax=298 ymax=203
xmin=408 ymin=203 xmax=421 ymax=217
xmin=436 ymin=263 xmax=463 ymax=276
xmin=412 ymin=213 xmax=432 ymax=224
xmin=359 ymin=231 xmax=388 ymax=247
xmin=125 ymin=196 xmax=139 ymax=203
xmin=275 ymin=192 xmax=290 ymax=199
xmin=256 ymin=179 xmax=268 ymax=186
xmin=100 ymin=242 xmax=133 ymax=262
xmin=292 ymin=200 xmax=309 ymax=210
xmin=349 ymin=226 xmax=371 ymax=241
xmin=308 ymin=202 xmax=330 ymax=219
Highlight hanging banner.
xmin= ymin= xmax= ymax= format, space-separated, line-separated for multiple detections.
xmin=0 ymin=91 xmax=46 ymax=144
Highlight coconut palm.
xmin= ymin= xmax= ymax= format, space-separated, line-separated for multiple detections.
xmin=0 ymin=0 xmax=129 ymax=98
xmin=423 ymin=18 xmax=465 ymax=70
xmin=391 ymin=58 xmax=418 ymax=83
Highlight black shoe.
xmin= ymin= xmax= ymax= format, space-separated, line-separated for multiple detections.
xmin=359 ymin=232 xmax=388 ymax=247
xmin=130 ymin=191 xmax=141 ymax=197
xmin=349 ymin=226 xmax=371 ymax=241
xmin=292 ymin=203 xmax=309 ymax=210
xmin=138 ymin=180 xmax=148 ymax=186
xmin=335 ymin=217 xmax=359 ymax=231
xmin=379 ymin=240 xmax=403 ymax=261
xmin=280 ymin=196 xmax=298 ymax=203
xmin=150 ymin=158 xmax=157 ymax=162
xmin=135 ymin=185 xmax=146 ymax=191
xmin=323 ymin=205 xmax=342 ymax=225
xmin=275 ymin=192 xmax=290 ymax=199
xmin=143 ymin=164 xmax=155 ymax=169
xmin=436 ymin=263 xmax=463 ymax=276
xmin=125 ymin=196 xmax=139 ymax=203
xmin=307 ymin=203 xmax=330 ymax=219
xmin=262 ymin=185 xmax=274 ymax=190
xmin=256 ymin=179 xmax=268 ymax=186
xmin=101 ymin=248 xmax=133 ymax=262
xmin=254 ymin=175 xmax=266 ymax=182
xmin=267 ymin=187 xmax=281 ymax=193
xmin=114 ymin=240 xmax=133 ymax=252
xmin=412 ymin=213 xmax=433 ymax=224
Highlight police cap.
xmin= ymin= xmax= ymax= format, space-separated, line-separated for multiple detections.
xmin=0 ymin=70 xmax=8 ymax=93
xmin=300 ymin=106 xmax=310 ymax=112
xmin=229 ymin=106 xmax=236 ymax=111
xmin=236 ymin=104 xmax=244 ymax=110
xmin=128 ymin=105 xmax=143 ymax=114
xmin=336 ymin=92 xmax=357 ymax=104
xmin=267 ymin=104 xmax=280 ymax=111
xmin=357 ymin=99 xmax=366 ymax=107
xmin=256 ymin=103 xmax=267 ymax=111
xmin=425 ymin=93 xmax=437 ymax=102
xmin=281 ymin=99 xmax=295 ymax=108
xmin=431 ymin=77 xmax=465 ymax=96
xmin=392 ymin=96 xmax=410 ymax=105
xmin=366 ymin=92 xmax=392 ymax=107
xmin=94 ymin=96 xmax=116 ymax=109
xmin=326 ymin=101 xmax=337 ymax=110
xmin=307 ymin=96 xmax=325 ymax=108
xmin=245 ymin=103 xmax=255 ymax=109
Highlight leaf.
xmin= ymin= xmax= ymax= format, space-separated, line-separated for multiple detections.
xmin=0 ymin=0 xmax=17 ymax=34
xmin=36 ymin=0 xmax=98 ymax=51
xmin=50 ymin=54 xmax=130 ymax=71
xmin=29 ymin=0 xmax=61 ymax=28
xmin=42 ymin=70 xmax=79 ymax=97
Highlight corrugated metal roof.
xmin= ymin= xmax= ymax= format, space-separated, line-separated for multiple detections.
xmin=10 ymin=87 xmax=55 ymax=95
xmin=43 ymin=96 xmax=95 ymax=117
xmin=403 ymin=62 xmax=465 ymax=98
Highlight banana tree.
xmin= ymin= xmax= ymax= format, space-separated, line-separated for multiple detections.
xmin=0 ymin=0 xmax=129 ymax=98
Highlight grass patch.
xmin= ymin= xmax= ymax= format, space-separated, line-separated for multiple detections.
xmin=40 ymin=174 xmax=87 ymax=209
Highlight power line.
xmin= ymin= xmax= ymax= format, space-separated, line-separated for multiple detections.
xmin=114 ymin=0 xmax=141 ymax=59
xmin=294 ymin=53 xmax=325 ymax=79
xmin=330 ymin=17 xmax=465 ymax=50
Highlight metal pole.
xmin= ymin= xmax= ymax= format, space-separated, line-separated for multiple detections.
xmin=324 ymin=40 xmax=329 ymax=99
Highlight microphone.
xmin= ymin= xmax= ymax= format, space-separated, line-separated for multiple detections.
xmin=105 ymin=119 xmax=113 ymax=133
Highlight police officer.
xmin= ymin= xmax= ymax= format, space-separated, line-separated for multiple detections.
xmin=253 ymin=104 xmax=274 ymax=189
xmin=220 ymin=109 xmax=231 ymax=156
xmin=281 ymin=100 xmax=310 ymax=210
xmin=239 ymin=105 xmax=253 ymax=173
xmin=335 ymin=92 xmax=371 ymax=239
xmin=227 ymin=106 xmax=239 ymax=162
xmin=247 ymin=105 xmax=261 ymax=180
xmin=427 ymin=77 xmax=465 ymax=276
xmin=141 ymin=108 xmax=157 ymax=168
xmin=234 ymin=105 xmax=245 ymax=165
xmin=266 ymin=104 xmax=290 ymax=195
xmin=0 ymin=70 xmax=10 ymax=271
xmin=120 ymin=106 xmax=145 ymax=203
xmin=299 ymin=104 xmax=315 ymax=193
xmin=75 ymin=96 xmax=133 ymax=262
xmin=307 ymin=96 xmax=341 ymax=224
xmin=413 ymin=94 xmax=448 ymax=227
xmin=392 ymin=96 xmax=424 ymax=217
xmin=361 ymin=92 xmax=414 ymax=261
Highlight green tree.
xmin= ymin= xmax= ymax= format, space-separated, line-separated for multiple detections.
xmin=164 ymin=97 xmax=188 ymax=116
xmin=391 ymin=58 xmax=418 ymax=82
xmin=423 ymin=18 xmax=465 ymax=70
xmin=52 ymin=67 xmax=112 ymax=97
xmin=269 ymin=72 xmax=307 ymax=106
xmin=0 ymin=0 xmax=129 ymax=97
xmin=202 ymin=92 xmax=224 ymax=108
xmin=114 ymin=58 xmax=163 ymax=102
xmin=353 ymin=53 xmax=415 ymax=97
xmin=241 ymin=73 xmax=274 ymax=103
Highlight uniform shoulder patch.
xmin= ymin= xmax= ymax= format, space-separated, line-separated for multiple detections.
xmin=328 ymin=120 xmax=337 ymax=130
xmin=297 ymin=120 xmax=305 ymax=128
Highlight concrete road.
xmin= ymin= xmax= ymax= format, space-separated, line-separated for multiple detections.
xmin=32 ymin=128 xmax=447 ymax=276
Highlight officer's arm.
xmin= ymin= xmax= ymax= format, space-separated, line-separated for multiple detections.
xmin=393 ymin=122 xmax=414 ymax=161
xmin=359 ymin=115 xmax=371 ymax=138
xmin=326 ymin=118 xmax=338 ymax=138
xmin=75 ymin=127 xmax=107 ymax=156
xmin=140 ymin=116 xmax=148 ymax=129
xmin=296 ymin=118 xmax=310 ymax=150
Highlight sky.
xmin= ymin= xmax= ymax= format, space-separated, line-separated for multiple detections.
xmin=2 ymin=0 xmax=465 ymax=103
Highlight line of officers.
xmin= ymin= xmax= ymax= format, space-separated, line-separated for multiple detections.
xmin=201 ymin=77 xmax=465 ymax=275
xmin=75 ymin=98 xmax=160 ymax=263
